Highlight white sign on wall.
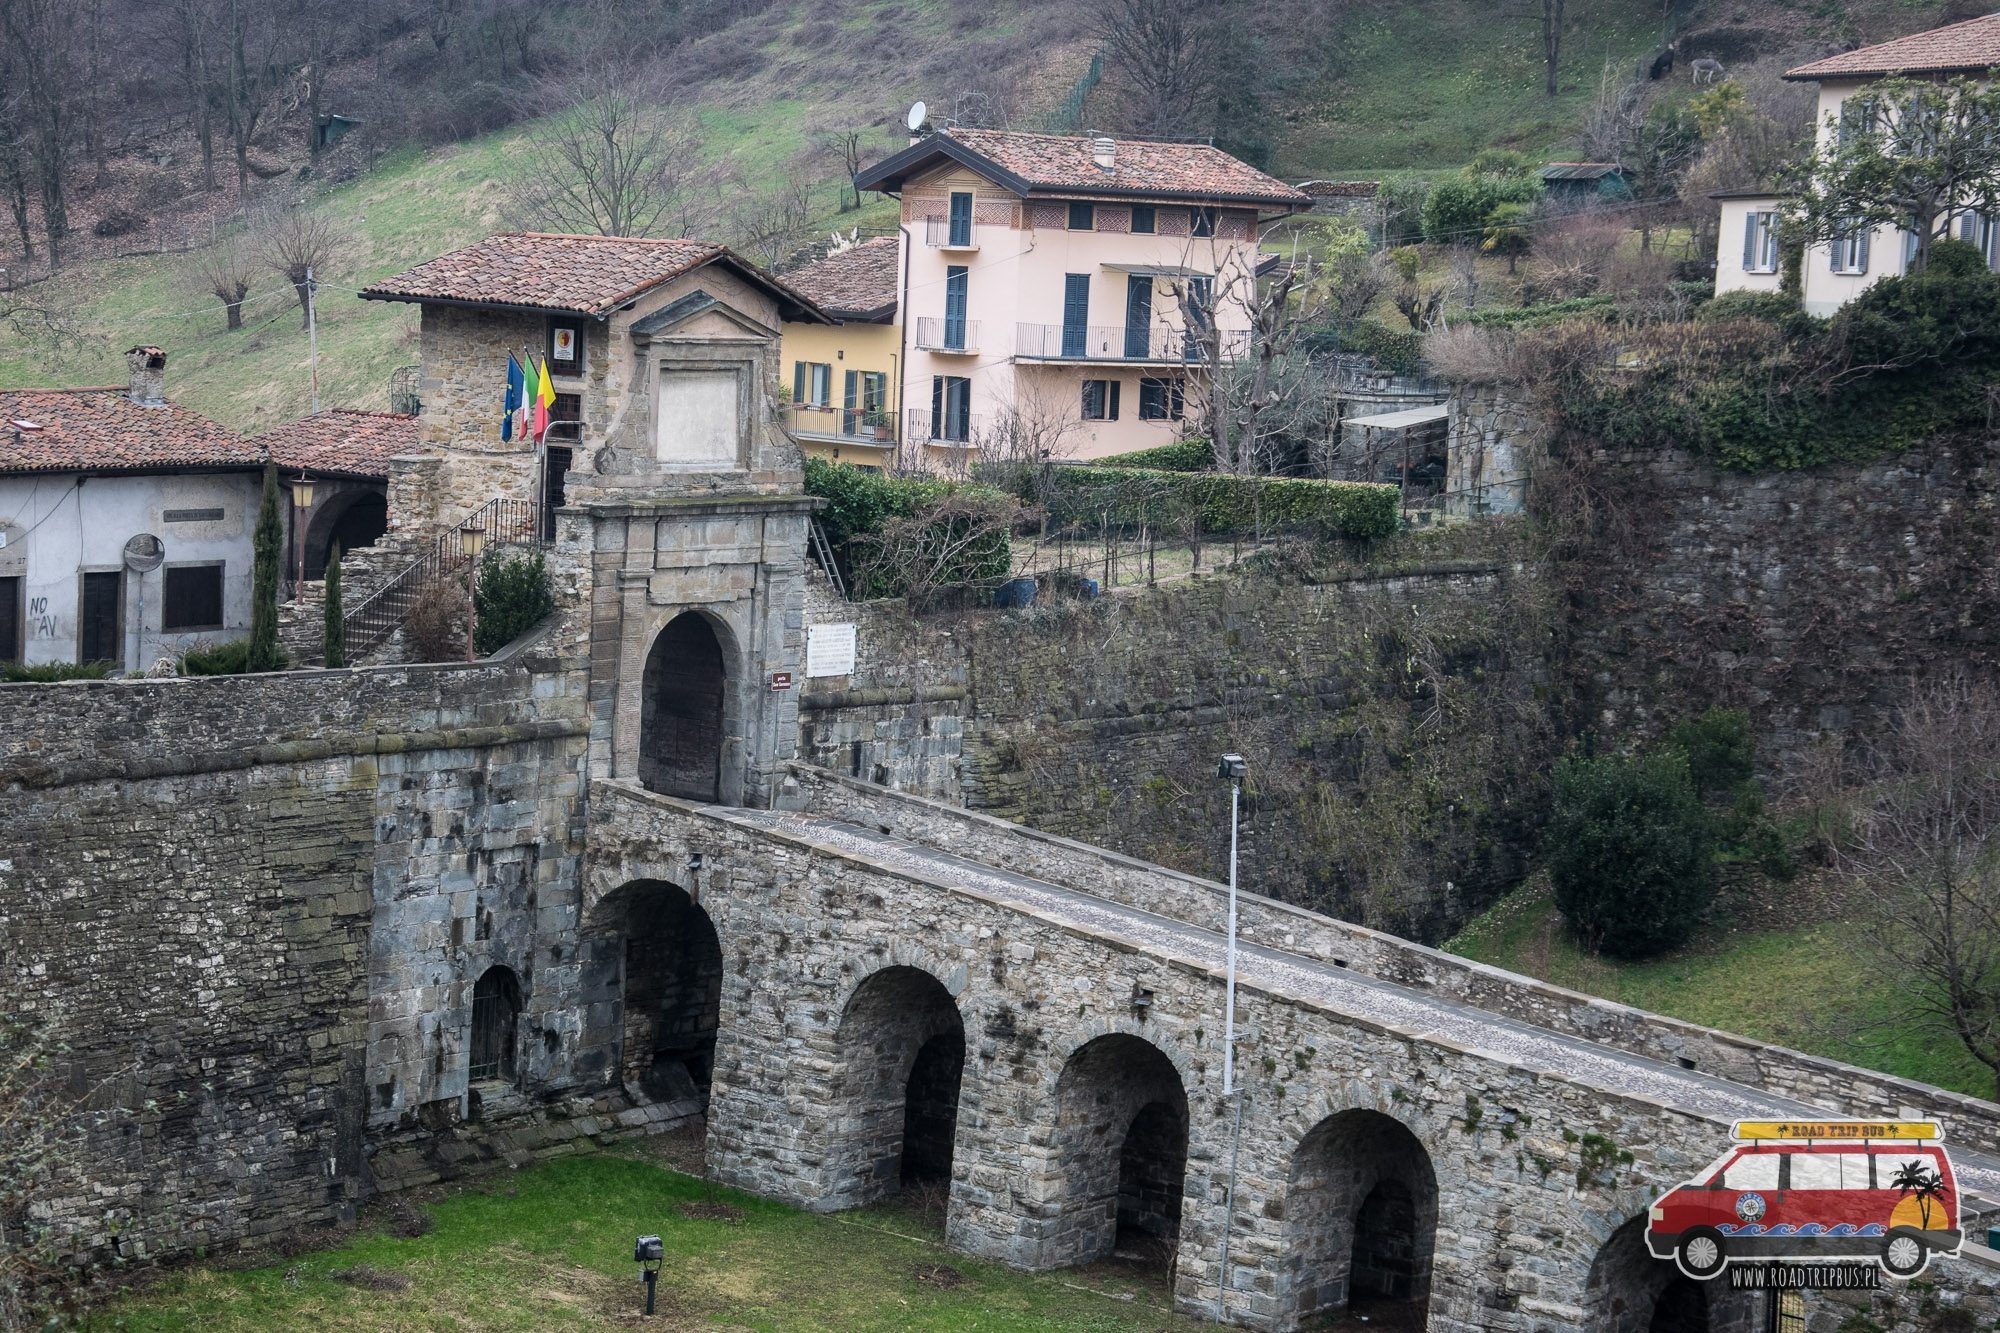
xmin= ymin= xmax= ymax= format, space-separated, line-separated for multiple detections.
xmin=807 ymin=622 xmax=858 ymax=677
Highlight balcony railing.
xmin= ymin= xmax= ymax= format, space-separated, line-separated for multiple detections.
xmin=914 ymin=316 xmax=979 ymax=353
xmin=906 ymin=409 xmax=983 ymax=445
xmin=1014 ymin=323 xmax=1251 ymax=363
xmin=925 ymin=216 xmax=978 ymax=249
xmin=786 ymin=404 xmax=896 ymax=446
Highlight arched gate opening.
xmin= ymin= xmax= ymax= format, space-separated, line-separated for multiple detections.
xmin=593 ymin=879 xmax=723 ymax=1108
xmin=1282 ymin=1108 xmax=1439 ymax=1328
xmin=641 ymin=612 xmax=727 ymax=801
xmin=820 ymin=965 xmax=967 ymax=1210
xmin=1048 ymin=1033 xmax=1188 ymax=1271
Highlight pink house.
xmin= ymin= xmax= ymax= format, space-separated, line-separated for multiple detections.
xmin=856 ymin=129 xmax=1308 ymax=467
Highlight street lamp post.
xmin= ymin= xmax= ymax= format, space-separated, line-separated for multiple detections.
xmin=460 ymin=523 xmax=487 ymax=662
xmin=1214 ymin=751 xmax=1247 ymax=1323
xmin=288 ymin=473 xmax=315 ymax=602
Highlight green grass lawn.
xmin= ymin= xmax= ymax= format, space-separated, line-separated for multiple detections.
xmin=1445 ymin=877 xmax=1996 ymax=1101
xmin=86 ymin=1148 xmax=1215 ymax=1332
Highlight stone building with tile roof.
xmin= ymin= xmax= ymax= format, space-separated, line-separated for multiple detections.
xmin=257 ymin=408 xmax=419 ymax=580
xmin=1717 ymin=14 xmax=2000 ymax=314
xmin=0 ymin=349 xmax=267 ymax=669
xmin=854 ymin=130 xmax=1307 ymax=466
xmin=775 ymin=237 xmax=903 ymax=465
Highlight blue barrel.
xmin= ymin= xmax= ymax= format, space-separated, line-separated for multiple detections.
xmin=994 ymin=577 xmax=1037 ymax=608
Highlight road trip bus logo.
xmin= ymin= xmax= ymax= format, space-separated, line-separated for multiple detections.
xmin=1645 ymin=1120 xmax=1964 ymax=1286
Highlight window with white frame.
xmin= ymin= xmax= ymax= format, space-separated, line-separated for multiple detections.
xmin=1741 ymin=210 xmax=1779 ymax=274
xmin=1830 ymin=220 xmax=1870 ymax=275
xmin=1958 ymin=210 xmax=2000 ymax=270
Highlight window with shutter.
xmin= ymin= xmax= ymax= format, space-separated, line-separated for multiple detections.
xmin=1068 ymin=201 xmax=1094 ymax=230
xmin=1131 ymin=205 xmax=1156 ymax=234
xmin=0 ymin=576 xmax=19 ymax=663
xmin=1124 ymin=275 xmax=1153 ymax=359
xmin=1139 ymin=377 xmax=1184 ymax=421
xmin=1062 ymin=274 xmax=1090 ymax=357
xmin=948 ymin=192 xmax=973 ymax=246
xmin=1191 ymin=206 xmax=1217 ymax=237
xmin=793 ymin=361 xmax=806 ymax=401
xmin=944 ymin=266 xmax=968 ymax=349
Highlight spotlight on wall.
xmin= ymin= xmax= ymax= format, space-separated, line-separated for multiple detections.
xmin=1131 ymin=985 xmax=1154 ymax=1018
xmin=688 ymin=853 xmax=705 ymax=873
xmin=634 ymin=1234 xmax=663 ymax=1315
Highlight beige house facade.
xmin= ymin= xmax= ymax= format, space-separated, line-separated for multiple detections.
xmin=856 ymin=129 xmax=1307 ymax=467
xmin=1713 ymin=15 xmax=2000 ymax=316
xmin=775 ymin=236 xmax=903 ymax=468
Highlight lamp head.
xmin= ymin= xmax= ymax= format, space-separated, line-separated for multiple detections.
xmin=1216 ymin=753 xmax=1247 ymax=782
xmin=634 ymin=1234 xmax=663 ymax=1263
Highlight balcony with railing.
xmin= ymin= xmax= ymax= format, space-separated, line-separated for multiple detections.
xmin=925 ymin=216 xmax=979 ymax=250
xmin=913 ymin=316 xmax=979 ymax=353
xmin=1014 ymin=323 xmax=1251 ymax=364
xmin=906 ymin=409 xmax=984 ymax=446
xmin=786 ymin=404 xmax=896 ymax=447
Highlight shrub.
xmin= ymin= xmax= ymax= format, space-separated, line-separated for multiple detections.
xmin=323 ymin=542 xmax=345 ymax=669
xmin=1091 ymin=438 xmax=1214 ymax=471
xmin=1378 ymin=174 xmax=1431 ymax=248
xmin=404 ymin=577 xmax=467 ymax=663
xmin=804 ymin=458 xmax=1017 ymax=599
xmin=1697 ymin=289 xmax=1802 ymax=326
xmin=1465 ymin=296 xmax=1616 ymax=329
xmin=1336 ymin=319 xmax=1426 ymax=373
xmin=1422 ymin=169 xmax=1539 ymax=246
xmin=179 ymin=638 xmax=289 ymax=676
xmin=0 ymin=660 xmax=112 ymax=683
xmin=474 ymin=552 xmax=556 ymax=655
xmin=1664 ymin=707 xmax=1756 ymax=800
xmin=1547 ymin=750 xmax=1716 ymax=959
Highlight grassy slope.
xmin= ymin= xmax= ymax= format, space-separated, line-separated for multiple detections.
xmin=90 ymin=1150 xmax=1215 ymax=1332
xmin=1445 ymin=877 xmax=1995 ymax=1100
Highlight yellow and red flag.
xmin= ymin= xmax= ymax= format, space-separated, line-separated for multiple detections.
xmin=533 ymin=355 xmax=556 ymax=442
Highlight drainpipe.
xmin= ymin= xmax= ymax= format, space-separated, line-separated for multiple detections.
xmin=896 ymin=211 xmax=914 ymax=470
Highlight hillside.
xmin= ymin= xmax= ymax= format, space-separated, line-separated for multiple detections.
xmin=0 ymin=0 xmax=1979 ymax=431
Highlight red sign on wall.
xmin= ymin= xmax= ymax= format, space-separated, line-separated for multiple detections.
xmin=769 ymin=671 xmax=794 ymax=691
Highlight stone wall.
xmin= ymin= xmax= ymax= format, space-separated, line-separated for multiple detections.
xmin=801 ymin=540 xmax=1557 ymax=943
xmin=1569 ymin=435 xmax=2000 ymax=766
xmin=0 ymin=639 xmax=592 ymax=1261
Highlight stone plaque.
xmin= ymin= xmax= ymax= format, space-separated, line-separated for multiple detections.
xmin=807 ymin=623 xmax=857 ymax=677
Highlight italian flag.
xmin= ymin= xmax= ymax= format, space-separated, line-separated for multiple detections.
xmin=533 ymin=356 xmax=556 ymax=442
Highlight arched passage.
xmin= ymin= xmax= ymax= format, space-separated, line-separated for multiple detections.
xmin=304 ymin=486 xmax=387 ymax=578
xmin=469 ymin=964 xmax=521 ymax=1083
xmin=1047 ymin=1033 xmax=1188 ymax=1270
xmin=1281 ymin=1108 xmax=1439 ymax=1327
xmin=590 ymin=880 xmax=723 ymax=1108
xmin=641 ymin=613 xmax=727 ymax=801
xmin=1583 ymin=1215 xmax=1765 ymax=1333
xmin=818 ymin=966 xmax=966 ymax=1210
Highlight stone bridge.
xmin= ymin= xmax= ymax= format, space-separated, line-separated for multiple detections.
xmin=583 ymin=767 xmax=2000 ymax=1333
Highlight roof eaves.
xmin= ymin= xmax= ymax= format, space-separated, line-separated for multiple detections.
xmin=356 ymin=289 xmax=607 ymax=318
xmin=854 ymin=136 xmax=1033 ymax=198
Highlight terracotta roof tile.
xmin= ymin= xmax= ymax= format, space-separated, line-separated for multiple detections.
xmin=0 ymin=388 xmax=260 ymax=475
xmin=866 ymin=130 xmax=1309 ymax=207
xmin=780 ymin=237 xmax=899 ymax=320
xmin=1786 ymin=14 xmax=2000 ymax=79
xmin=259 ymin=408 xmax=419 ymax=480
xmin=361 ymin=232 xmax=729 ymax=316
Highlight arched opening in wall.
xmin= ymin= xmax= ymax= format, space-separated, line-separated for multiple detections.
xmin=641 ymin=612 xmax=727 ymax=802
xmin=596 ymin=880 xmax=723 ymax=1107
xmin=826 ymin=966 xmax=966 ymax=1212
xmin=1582 ymin=1215 xmax=1764 ymax=1333
xmin=469 ymin=965 xmax=522 ymax=1083
xmin=1049 ymin=1034 xmax=1188 ymax=1271
xmin=305 ymin=488 xmax=388 ymax=579
xmin=1281 ymin=1108 xmax=1437 ymax=1329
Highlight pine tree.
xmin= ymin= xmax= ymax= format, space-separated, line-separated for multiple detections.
xmin=322 ymin=541 xmax=344 ymax=668
xmin=248 ymin=464 xmax=281 ymax=672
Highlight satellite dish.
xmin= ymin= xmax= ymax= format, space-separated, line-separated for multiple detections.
xmin=907 ymin=101 xmax=928 ymax=133
xmin=123 ymin=533 xmax=165 ymax=573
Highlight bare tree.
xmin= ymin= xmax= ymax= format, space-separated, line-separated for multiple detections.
xmin=0 ymin=71 xmax=35 ymax=263
xmin=156 ymin=0 xmax=222 ymax=193
xmin=726 ymin=178 xmax=817 ymax=268
xmin=1095 ymin=0 xmax=1217 ymax=140
xmin=973 ymin=377 xmax=1085 ymax=470
xmin=1837 ymin=673 xmax=2000 ymax=1098
xmin=0 ymin=0 xmax=77 ymax=267
xmin=253 ymin=200 xmax=345 ymax=328
xmin=188 ymin=238 xmax=254 ymax=330
xmin=513 ymin=62 xmax=704 ymax=238
xmin=220 ymin=0 xmax=288 ymax=197
xmin=813 ymin=126 xmax=871 ymax=213
xmin=1540 ymin=0 xmax=1565 ymax=97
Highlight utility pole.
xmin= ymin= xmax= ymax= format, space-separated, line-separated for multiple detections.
xmin=305 ymin=264 xmax=320 ymax=414
xmin=1214 ymin=752 xmax=1248 ymax=1320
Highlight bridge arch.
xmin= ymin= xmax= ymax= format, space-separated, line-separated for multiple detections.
xmin=1280 ymin=1105 xmax=1439 ymax=1327
xmin=586 ymin=878 xmax=724 ymax=1109
xmin=1583 ymin=1214 xmax=1764 ymax=1332
xmin=817 ymin=963 xmax=969 ymax=1211
xmin=640 ymin=611 xmax=736 ymax=802
xmin=1045 ymin=1031 xmax=1190 ymax=1271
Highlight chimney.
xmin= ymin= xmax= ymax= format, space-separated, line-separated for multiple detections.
xmin=126 ymin=346 xmax=168 ymax=407
xmin=1092 ymin=136 xmax=1116 ymax=171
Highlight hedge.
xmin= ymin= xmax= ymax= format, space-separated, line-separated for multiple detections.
xmin=804 ymin=457 xmax=1015 ymax=599
xmin=1005 ymin=464 xmax=1401 ymax=541
xmin=1090 ymin=438 xmax=1215 ymax=472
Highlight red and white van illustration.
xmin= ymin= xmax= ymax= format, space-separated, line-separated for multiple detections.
xmin=1645 ymin=1120 xmax=1963 ymax=1280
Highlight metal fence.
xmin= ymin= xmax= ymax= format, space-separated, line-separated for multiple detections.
xmin=913 ymin=316 xmax=980 ymax=353
xmin=340 ymin=496 xmax=544 ymax=659
xmin=1014 ymin=323 xmax=1250 ymax=362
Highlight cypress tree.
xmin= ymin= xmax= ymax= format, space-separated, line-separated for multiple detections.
xmin=323 ymin=541 xmax=344 ymax=668
xmin=248 ymin=464 xmax=282 ymax=672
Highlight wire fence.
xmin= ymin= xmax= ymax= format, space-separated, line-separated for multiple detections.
xmin=1038 ymin=51 xmax=1105 ymax=135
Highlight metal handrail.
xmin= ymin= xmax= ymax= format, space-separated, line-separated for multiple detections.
xmin=341 ymin=496 xmax=545 ymax=658
xmin=913 ymin=317 xmax=979 ymax=353
xmin=1014 ymin=323 xmax=1251 ymax=362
